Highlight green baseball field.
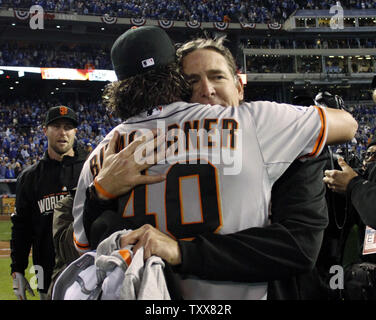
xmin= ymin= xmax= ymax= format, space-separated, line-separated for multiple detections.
xmin=0 ymin=218 xmax=38 ymax=300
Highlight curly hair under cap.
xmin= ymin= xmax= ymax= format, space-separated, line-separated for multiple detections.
xmin=102 ymin=62 xmax=192 ymax=120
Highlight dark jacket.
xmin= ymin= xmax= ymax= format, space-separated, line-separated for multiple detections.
xmin=347 ymin=162 xmax=376 ymax=230
xmin=46 ymin=194 xmax=81 ymax=298
xmin=84 ymin=153 xmax=328 ymax=299
xmin=346 ymin=162 xmax=376 ymax=264
xmin=10 ymin=145 xmax=87 ymax=293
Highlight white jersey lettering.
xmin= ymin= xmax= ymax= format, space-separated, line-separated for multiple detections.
xmin=37 ymin=194 xmax=69 ymax=215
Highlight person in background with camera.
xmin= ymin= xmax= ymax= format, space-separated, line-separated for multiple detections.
xmin=323 ymin=77 xmax=376 ymax=231
xmin=320 ymin=79 xmax=376 ymax=299
xmin=324 ymin=137 xmax=376 ymax=228
xmin=324 ymin=133 xmax=376 ymax=299
xmin=291 ymin=92 xmax=359 ymax=300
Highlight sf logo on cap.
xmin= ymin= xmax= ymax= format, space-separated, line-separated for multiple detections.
xmin=59 ymin=106 xmax=68 ymax=115
xmin=141 ymin=58 xmax=155 ymax=68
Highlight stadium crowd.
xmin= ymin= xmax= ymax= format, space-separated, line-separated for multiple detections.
xmin=351 ymin=103 xmax=376 ymax=154
xmin=1 ymin=0 xmax=376 ymax=23
xmin=0 ymin=96 xmax=374 ymax=181
xmin=0 ymin=42 xmax=112 ymax=70
xmin=2 ymin=37 xmax=376 ymax=73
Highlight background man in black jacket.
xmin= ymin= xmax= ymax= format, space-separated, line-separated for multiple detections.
xmin=10 ymin=106 xmax=87 ymax=300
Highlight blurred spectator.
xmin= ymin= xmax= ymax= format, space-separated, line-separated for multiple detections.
xmin=5 ymin=163 xmax=16 ymax=179
xmin=14 ymin=162 xmax=22 ymax=177
xmin=20 ymin=145 xmax=30 ymax=160
xmin=0 ymin=160 xmax=6 ymax=178
xmin=84 ymin=143 xmax=93 ymax=155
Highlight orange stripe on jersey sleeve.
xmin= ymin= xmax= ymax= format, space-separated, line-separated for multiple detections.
xmin=305 ymin=105 xmax=326 ymax=158
xmin=73 ymin=232 xmax=90 ymax=250
xmin=118 ymin=249 xmax=132 ymax=266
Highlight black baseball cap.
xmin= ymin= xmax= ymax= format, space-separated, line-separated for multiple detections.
xmin=44 ymin=106 xmax=78 ymax=127
xmin=111 ymin=26 xmax=176 ymax=80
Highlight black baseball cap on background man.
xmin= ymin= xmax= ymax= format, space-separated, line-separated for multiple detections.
xmin=111 ymin=26 xmax=176 ymax=80
xmin=44 ymin=106 xmax=78 ymax=127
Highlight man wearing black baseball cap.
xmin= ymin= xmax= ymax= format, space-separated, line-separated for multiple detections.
xmin=43 ymin=106 xmax=78 ymax=161
xmin=111 ymin=26 xmax=176 ymax=81
xmin=103 ymin=26 xmax=191 ymax=119
xmin=44 ymin=105 xmax=78 ymax=127
xmin=11 ymin=105 xmax=87 ymax=300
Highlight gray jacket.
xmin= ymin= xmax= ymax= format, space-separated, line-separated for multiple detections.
xmin=52 ymin=229 xmax=170 ymax=300
xmin=96 ymin=230 xmax=170 ymax=300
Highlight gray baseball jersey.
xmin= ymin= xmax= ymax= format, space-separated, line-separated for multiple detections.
xmin=72 ymin=100 xmax=327 ymax=299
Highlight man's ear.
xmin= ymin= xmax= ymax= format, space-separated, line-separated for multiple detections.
xmin=237 ymin=76 xmax=244 ymax=101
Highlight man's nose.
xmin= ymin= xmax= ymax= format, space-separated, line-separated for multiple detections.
xmin=200 ymin=78 xmax=215 ymax=98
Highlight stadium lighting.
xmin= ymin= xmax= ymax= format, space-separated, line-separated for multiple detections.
xmin=0 ymin=66 xmax=116 ymax=81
